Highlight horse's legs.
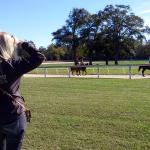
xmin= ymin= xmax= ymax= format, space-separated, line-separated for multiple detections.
xmin=71 ymin=69 xmax=75 ymax=76
xmin=84 ymin=67 xmax=87 ymax=75
xmin=76 ymin=69 xmax=79 ymax=76
xmin=80 ymin=68 xmax=83 ymax=75
xmin=142 ymin=68 xmax=145 ymax=77
xmin=71 ymin=71 xmax=74 ymax=75
xmin=81 ymin=70 xmax=84 ymax=75
xmin=138 ymin=66 xmax=141 ymax=72
xmin=76 ymin=68 xmax=80 ymax=76
xmin=79 ymin=69 xmax=81 ymax=76
xmin=81 ymin=67 xmax=86 ymax=75
xmin=82 ymin=69 xmax=86 ymax=75
xmin=75 ymin=70 xmax=78 ymax=75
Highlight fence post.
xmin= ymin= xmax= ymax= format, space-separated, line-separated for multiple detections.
xmin=97 ymin=65 xmax=100 ymax=78
xmin=129 ymin=65 xmax=131 ymax=79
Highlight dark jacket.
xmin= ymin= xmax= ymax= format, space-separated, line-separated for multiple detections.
xmin=0 ymin=42 xmax=45 ymax=124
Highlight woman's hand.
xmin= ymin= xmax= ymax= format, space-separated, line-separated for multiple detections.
xmin=17 ymin=41 xmax=24 ymax=49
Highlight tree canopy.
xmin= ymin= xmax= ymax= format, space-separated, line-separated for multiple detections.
xmin=51 ymin=4 xmax=150 ymax=64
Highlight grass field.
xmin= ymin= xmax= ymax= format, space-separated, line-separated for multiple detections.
xmin=21 ymin=78 xmax=150 ymax=150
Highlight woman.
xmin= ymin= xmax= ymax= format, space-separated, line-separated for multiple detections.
xmin=0 ymin=32 xmax=45 ymax=150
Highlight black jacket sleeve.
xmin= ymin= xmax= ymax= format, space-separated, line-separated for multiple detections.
xmin=12 ymin=42 xmax=45 ymax=76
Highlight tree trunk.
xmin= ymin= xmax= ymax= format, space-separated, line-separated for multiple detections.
xmin=114 ymin=42 xmax=119 ymax=65
xmin=72 ymin=41 xmax=77 ymax=65
xmin=114 ymin=55 xmax=118 ymax=65
xmin=89 ymin=60 xmax=92 ymax=65
xmin=89 ymin=49 xmax=93 ymax=65
xmin=106 ymin=60 xmax=108 ymax=65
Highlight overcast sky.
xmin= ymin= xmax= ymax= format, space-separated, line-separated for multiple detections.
xmin=0 ymin=0 xmax=150 ymax=47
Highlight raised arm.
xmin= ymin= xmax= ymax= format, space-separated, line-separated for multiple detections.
xmin=13 ymin=42 xmax=45 ymax=76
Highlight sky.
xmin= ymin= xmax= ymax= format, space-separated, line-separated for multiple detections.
xmin=0 ymin=0 xmax=150 ymax=48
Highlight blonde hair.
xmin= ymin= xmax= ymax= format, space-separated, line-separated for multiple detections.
xmin=0 ymin=32 xmax=19 ymax=60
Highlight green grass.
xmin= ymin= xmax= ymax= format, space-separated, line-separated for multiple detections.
xmin=21 ymin=78 xmax=150 ymax=150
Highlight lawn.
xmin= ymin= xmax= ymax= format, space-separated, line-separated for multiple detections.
xmin=21 ymin=78 xmax=150 ymax=150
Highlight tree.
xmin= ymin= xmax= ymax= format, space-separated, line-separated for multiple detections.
xmin=102 ymin=5 xmax=148 ymax=64
xmin=46 ymin=44 xmax=65 ymax=60
xmin=79 ymin=11 xmax=105 ymax=65
xmin=92 ymin=11 xmax=114 ymax=65
xmin=136 ymin=40 xmax=150 ymax=59
xmin=51 ymin=5 xmax=150 ymax=63
xmin=52 ymin=8 xmax=90 ymax=64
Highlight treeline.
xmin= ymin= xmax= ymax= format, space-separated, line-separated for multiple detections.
xmin=39 ymin=5 xmax=150 ymax=65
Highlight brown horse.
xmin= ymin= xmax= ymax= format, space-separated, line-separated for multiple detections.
xmin=80 ymin=63 xmax=89 ymax=75
xmin=70 ymin=63 xmax=88 ymax=76
xmin=138 ymin=65 xmax=150 ymax=76
xmin=70 ymin=66 xmax=80 ymax=75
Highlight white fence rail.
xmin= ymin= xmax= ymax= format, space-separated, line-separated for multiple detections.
xmin=24 ymin=65 xmax=150 ymax=79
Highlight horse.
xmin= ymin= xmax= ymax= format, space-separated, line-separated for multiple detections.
xmin=138 ymin=65 xmax=150 ymax=76
xmin=70 ymin=63 xmax=88 ymax=76
xmin=80 ymin=63 xmax=89 ymax=75
xmin=70 ymin=66 xmax=80 ymax=76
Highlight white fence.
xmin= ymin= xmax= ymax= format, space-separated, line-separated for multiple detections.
xmin=24 ymin=65 xmax=150 ymax=79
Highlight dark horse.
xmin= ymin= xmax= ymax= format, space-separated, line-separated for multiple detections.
xmin=138 ymin=65 xmax=150 ymax=76
xmin=70 ymin=66 xmax=80 ymax=75
xmin=70 ymin=63 xmax=88 ymax=76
